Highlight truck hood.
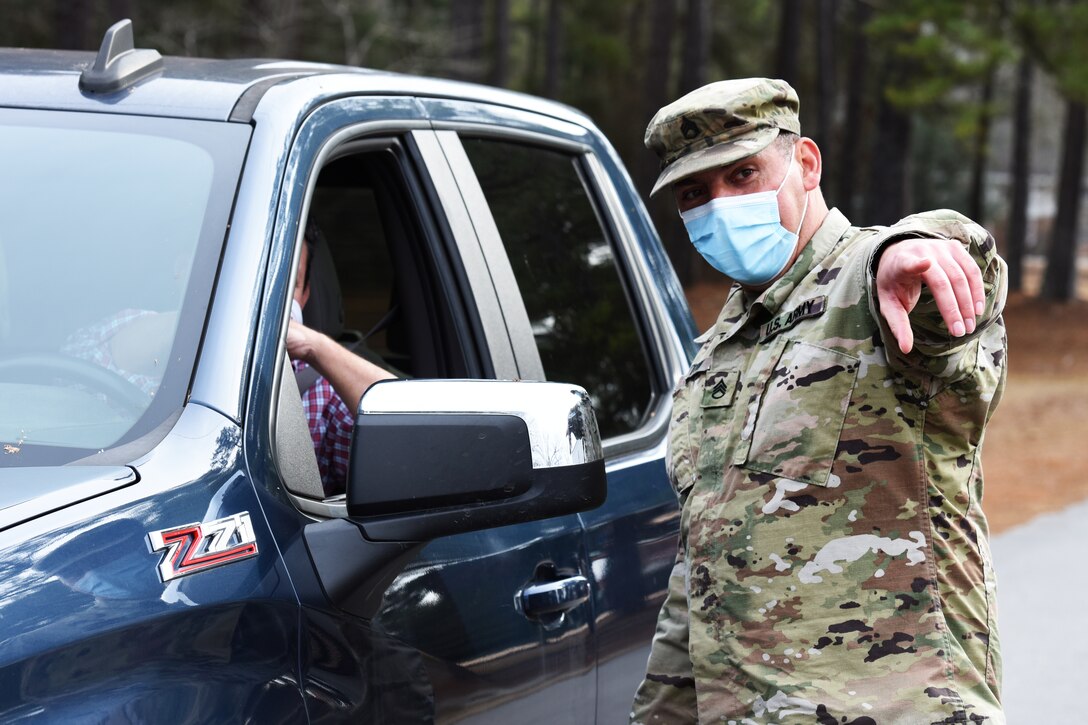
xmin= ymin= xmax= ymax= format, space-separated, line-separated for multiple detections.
xmin=0 ymin=466 xmax=138 ymax=532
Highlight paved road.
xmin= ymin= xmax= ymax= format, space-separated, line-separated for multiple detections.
xmin=992 ymin=497 xmax=1088 ymax=722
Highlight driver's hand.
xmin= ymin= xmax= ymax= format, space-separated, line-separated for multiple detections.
xmin=286 ymin=320 xmax=321 ymax=364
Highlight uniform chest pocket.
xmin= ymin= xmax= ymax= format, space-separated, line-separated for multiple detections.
xmin=738 ymin=340 xmax=859 ymax=486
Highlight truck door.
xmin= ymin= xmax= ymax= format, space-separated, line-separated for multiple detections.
xmin=255 ymin=96 xmax=596 ymax=723
xmin=422 ymin=101 xmax=694 ymax=723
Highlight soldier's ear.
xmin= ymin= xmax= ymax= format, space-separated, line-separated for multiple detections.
xmin=798 ymin=137 xmax=822 ymax=191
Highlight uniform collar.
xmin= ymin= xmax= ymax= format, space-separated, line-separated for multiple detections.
xmin=750 ymin=207 xmax=851 ymax=317
xmin=695 ymin=284 xmax=746 ymax=344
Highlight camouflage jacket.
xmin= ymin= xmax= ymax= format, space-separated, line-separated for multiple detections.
xmin=632 ymin=208 xmax=1007 ymax=724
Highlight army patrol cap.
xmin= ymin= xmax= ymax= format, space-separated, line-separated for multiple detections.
xmin=645 ymin=78 xmax=800 ymax=196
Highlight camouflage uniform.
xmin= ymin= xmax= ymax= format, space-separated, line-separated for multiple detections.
xmin=631 ymin=207 xmax=1007 ymax=724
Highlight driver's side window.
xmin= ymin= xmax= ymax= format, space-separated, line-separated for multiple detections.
xmin=306 ymin=156 xmax=406 ymax=378
xmin=276 ymin=142 xmax=474 ymax=508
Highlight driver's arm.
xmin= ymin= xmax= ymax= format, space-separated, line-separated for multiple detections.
xmin=286 ymin=320 xmax=394 ymax=411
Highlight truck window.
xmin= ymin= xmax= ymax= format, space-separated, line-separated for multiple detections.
xmin=307 ymin=159 xmax=404 ymax=376
xmin=459 ymin=138 xmax=654 ymax=440
xmin=278 ymin=143 xmax=483 ymax=504
xmin=0 ymin=109 xmax=249 ymax=466
xmin=306 ymin=147 xmax=475 ymax=382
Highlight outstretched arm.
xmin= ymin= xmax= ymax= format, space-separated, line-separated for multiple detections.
xmin=286 ymin=320 xmax=394 ymax=411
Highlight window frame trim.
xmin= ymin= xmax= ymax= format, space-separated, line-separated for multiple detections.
xmin=436 ymin=123 xmax=681 ymax=458
xmin=252 ymin=105 xmax=513 ymax=518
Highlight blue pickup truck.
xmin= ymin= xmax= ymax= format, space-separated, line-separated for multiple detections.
xmin=0 ymin=21 xmax=697 ymax=723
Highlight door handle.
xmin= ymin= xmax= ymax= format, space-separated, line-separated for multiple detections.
xmin=518 ymin=575 xmax=590 ymax=618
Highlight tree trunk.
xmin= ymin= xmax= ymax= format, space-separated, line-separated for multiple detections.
xmin=1006 ymin=56 xmax=1033 ymax=293
xmin=641 ymin=0 xmax=677 ymax=184
xmin=1041 ymin=100 xmax=1086 ymax=302
xmin=638 ymin=0 xmax=676 ymax=193
xmin=838 ymin=0 xmax=870 ymax=220
xmin=865 ymin=81 xmax=912 ymax=225
xmin=661 ymin=0 xmax=710 ymax=286
xmin=967 ymin=65 xmax=996 ymax=222
xmin=108 ymin=0 xmax=134 ymax=26
xmin=244 ymin=0 xmax=267 ymax=56
xmin=543 ymin=0 xmax=562 ymax=98
xmin=527 ymin=0 xmax=542 ymax=93
xmin=450 ymin=0 xmax=486 ymax=82
xmin=491 ymin=0 xmax=511 ymax=88
xmin=54 ymin=0 xmax=91 ymax=50
xmin=775 ymin=0 xmax=803 ymax=88
xmin=815 ymin=0 xmax=836 ymax=173
xmin=253 ymin=0 xmax=302 ymax=59
xmin=639 ymin=0 xmax=692 ymax=286
xmin=678 ymin=0 xmax=709 ymax=95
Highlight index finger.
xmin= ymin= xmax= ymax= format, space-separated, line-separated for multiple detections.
xmin=876 ymin=285 xmax=916 ymax=354
xmin=920 ymin=261 xmax=969 ymax=338
xmin=949 ymin=241 xmax=986 ymax=317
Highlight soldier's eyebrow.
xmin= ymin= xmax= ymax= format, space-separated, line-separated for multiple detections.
xmin=729 ymin=154 xmax=767 ymax=170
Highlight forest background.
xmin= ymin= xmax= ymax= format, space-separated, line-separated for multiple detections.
xmin=4 ymin=0 xmax=1087 ymax=531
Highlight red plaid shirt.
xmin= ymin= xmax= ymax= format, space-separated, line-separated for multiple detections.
xmin=293 ymin=359 xmax=354 ymax=496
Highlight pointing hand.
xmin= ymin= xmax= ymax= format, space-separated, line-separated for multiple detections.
xmin=875 ymin=237 xmax=985 ymax=354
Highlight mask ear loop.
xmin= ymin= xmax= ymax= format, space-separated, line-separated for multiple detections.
xmin=776 ymin=144 xmax=810 ymax=237
xmin=795 ymin=186 xmax=810 ymax=237
xmin=775 ymin=145 xmax=798 ymax=195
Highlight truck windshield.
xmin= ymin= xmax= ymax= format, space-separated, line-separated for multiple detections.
xmin=0 ymin=109 xmax=250 ymax=466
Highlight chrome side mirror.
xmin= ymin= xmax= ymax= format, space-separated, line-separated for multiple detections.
xmin=346 ymin=379 xmax=606 ymax=541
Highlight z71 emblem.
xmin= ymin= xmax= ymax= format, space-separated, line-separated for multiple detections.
xmin=148 ymin=512 xmax=259 ymax=582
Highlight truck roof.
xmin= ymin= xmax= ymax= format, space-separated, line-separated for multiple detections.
xmin=0 ymin=46 xmax=590 ymax=127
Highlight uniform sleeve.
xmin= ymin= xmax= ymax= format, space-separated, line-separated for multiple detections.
xmin=631 ymin=366 xmax=702 ymax=722
xmin=866 ymin=209 xmax=1008 ymax=379
xmin=630 ymin=550 xmax=698 ymax=724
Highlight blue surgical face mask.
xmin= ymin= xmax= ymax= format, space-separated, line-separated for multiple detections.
xmin=679 ymin=149 xmax=810 ymax=287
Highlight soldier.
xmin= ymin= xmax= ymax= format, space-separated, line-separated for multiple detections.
xmin=631 ymin=78 xmax=1006 ymax=724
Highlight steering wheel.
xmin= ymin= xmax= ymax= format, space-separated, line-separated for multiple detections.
xmin=0 ymin=353 xmax=153 ymax=413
